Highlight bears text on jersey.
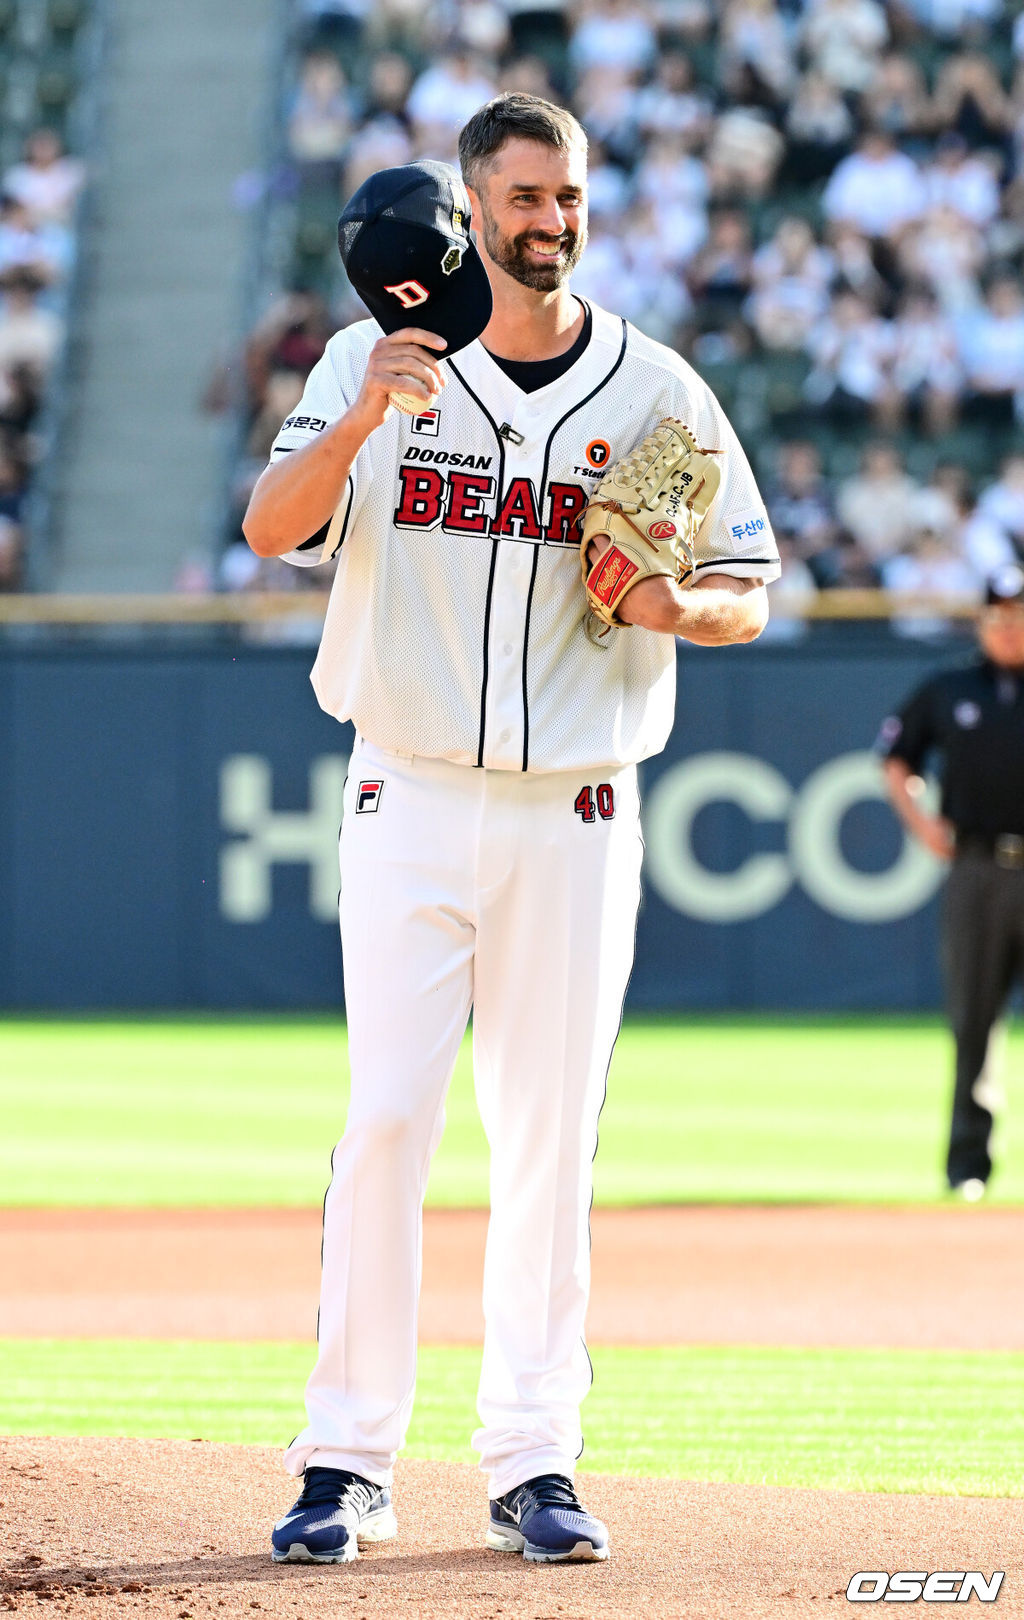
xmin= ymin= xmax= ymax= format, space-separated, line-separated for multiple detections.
xmin=393 ymin=464 xmax=589 ymax=547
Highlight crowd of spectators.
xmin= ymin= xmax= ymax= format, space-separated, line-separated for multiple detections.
xmin=0 ymin=126 xmax=83 ymax=590
xmin=217 ymin=0 xmax=1024 ymax=620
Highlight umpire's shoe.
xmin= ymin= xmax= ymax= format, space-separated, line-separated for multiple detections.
xmin=487 ymin=1473 xmax=609 ymax=1563
xmin=271 ymin=1466 xmax=397 ymax=1563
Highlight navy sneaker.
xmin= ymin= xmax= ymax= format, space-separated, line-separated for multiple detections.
xmin=271 ymin=1466 xmax=397 ymax=1563
xmin=487 ymin=1473 xmax=609 ymax=1563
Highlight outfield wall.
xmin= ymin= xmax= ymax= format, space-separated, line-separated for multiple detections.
xmin=0 ymin=633 xmax=961 ymax=1010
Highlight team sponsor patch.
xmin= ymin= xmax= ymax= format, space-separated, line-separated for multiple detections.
xmin=725 ymin=506 xmax=769 ymax=544
xmin=585 ymin=439 xmax=611 ymax=470
xmin=441 ymin=243 xmax=463 ymax=275
xmin=592 ymin=546 xmax=637 ymax=605
xmin=281 ymin=415 xmax=327 ymax=433
xmin=410 ymin=409 xmax=440 ymax=437
xmin=355 ymin=780 xmax=384 ymax=813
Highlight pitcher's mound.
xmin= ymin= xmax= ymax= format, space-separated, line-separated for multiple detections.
xmin=1 ymin=1437 xmax=1021 ymax=1619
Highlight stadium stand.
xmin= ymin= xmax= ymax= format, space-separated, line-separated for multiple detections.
xmin=48 ymin=0 xmax=279 ymax=594
xmin=215 ymin=0 xmax=1024 ymax=618
xmin=0 ymin=0 xmax=98 ymax=590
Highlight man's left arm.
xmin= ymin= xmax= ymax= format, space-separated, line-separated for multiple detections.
xmin=616 ymin=570 xmax=768 ymax=645
xmin=615 ymin=389 xmax=776 ymax=644
xmin=581 ymin=395 xmax=778 ymax=643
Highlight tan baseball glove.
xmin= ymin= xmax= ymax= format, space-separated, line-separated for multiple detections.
xmin=580 ymin=418 xmax=722 ymax=641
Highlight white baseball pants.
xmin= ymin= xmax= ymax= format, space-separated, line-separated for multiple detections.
xmin=284 ymin=736 xmax=643 ymax=1498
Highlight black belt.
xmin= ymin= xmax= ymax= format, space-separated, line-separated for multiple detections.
xmin=957 ymin=833 xmax=1024 ymax=868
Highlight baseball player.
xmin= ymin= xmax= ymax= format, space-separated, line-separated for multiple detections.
xmin=244 ymin=93 xmax=779 ymax=1566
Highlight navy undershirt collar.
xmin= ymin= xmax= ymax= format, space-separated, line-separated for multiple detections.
xmin=484 ymin=300 xmax=592 ymax=393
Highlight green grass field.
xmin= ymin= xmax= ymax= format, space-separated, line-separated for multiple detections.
xmin=2 ymin=1338 xmax=1021 ymax=1497
xmin=4 ymin=1015 xmax=1022 ymax=1500
xmin=1 ymin=1014 xmax=1023 ymax=1205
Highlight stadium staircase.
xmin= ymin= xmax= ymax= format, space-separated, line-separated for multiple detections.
xmin=50 ymin=0 xmax=278 ymax=591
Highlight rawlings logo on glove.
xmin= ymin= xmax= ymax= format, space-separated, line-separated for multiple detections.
xmin=580 ymin=418 xmax=722 ymax=643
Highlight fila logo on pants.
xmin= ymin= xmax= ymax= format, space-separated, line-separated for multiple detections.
xmin=356 ymin=780 xmax=384 ymax=814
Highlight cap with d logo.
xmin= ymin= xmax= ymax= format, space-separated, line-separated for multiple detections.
xmin=338 ymin=160 xmax=493 ymax=355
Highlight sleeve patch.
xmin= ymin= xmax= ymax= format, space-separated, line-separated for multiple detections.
xmin=723 ymin=506 xmax=769 ymax=545
xmin=281 ymin=414 xmax=327 ymax=433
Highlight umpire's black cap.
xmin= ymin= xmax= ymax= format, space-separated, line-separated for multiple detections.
xmin=338 ymin=160 xmax=492 ymax=355
xmin=986 ymin=564 xmax=1024 ymax=606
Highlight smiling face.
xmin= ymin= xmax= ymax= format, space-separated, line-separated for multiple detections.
xmin=467 ymin=136 xmax=588 ymax=293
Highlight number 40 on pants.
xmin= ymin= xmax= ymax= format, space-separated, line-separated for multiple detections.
xmin=575 ymin=784 xmax=616 ymax=823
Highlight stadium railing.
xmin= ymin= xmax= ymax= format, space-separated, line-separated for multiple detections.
xmin=0 ymin=592 xmax=980 ymax=625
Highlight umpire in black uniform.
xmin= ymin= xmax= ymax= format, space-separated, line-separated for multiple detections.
xmin=880 ymin=564 xmax=1024 ymax=1200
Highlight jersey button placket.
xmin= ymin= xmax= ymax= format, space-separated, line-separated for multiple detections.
xmin=482 ymin=541 xmax=531 ymax=769
xmin=483 ymin=424 xmax=536 ymax=769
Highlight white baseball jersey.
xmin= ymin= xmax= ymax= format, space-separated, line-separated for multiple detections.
xmin=270 ymin=300 xmax=779 ymax=773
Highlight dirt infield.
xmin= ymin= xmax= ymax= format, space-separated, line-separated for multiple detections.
xmin=4 ymin=1206 xmax=1024 ymax=1617
xmin=2 ymin=1437 xmax=1022 ymax=1620
xmin=2 ymin=1202 xmax=1024 ymax=1347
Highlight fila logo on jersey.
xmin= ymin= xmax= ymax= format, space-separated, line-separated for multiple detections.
xmin=384 ymin=279 xmax=429 ymax=310
xmin=356 ymin=780 xmax=383 ymax=813
xmin=393 ymin=466 xmax=588 ymax=546
xmin=410 ymin=409 xmax=440 ymax=437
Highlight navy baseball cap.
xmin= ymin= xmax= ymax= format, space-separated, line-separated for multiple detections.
xmin=338 ymin=160 xmax=492 ymax=355
xmin=986 ymin=564 xmax=1024 ymax=605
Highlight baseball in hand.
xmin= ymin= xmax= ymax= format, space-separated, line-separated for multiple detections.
xmin=388 ymin=389 xmax=440 ymax=416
